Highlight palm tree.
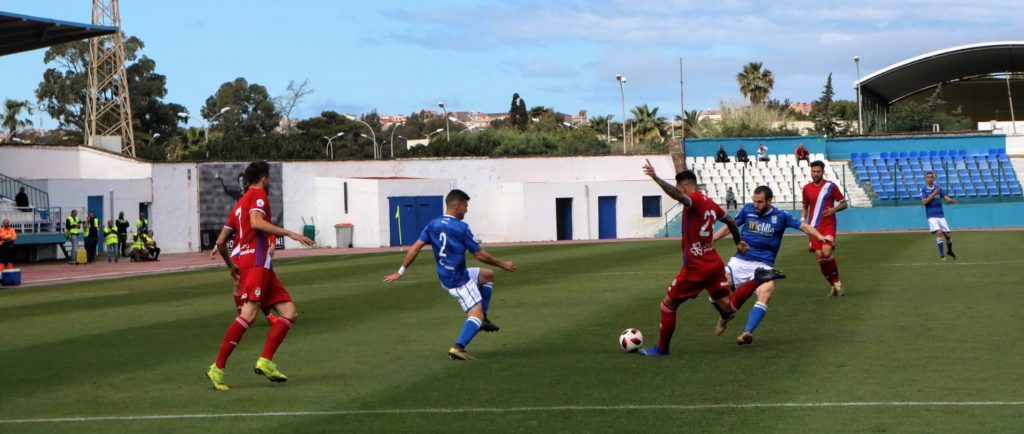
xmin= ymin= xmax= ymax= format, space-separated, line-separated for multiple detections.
xmin=736 ymin=62 xmax=774 ymax=105
xmin=630 ymin=104 xmax=667 ymax=146
xmin=2 ymin=99 xmax=33 ymax=143
xmin=677 ymin=109 xmax=703 ymax=138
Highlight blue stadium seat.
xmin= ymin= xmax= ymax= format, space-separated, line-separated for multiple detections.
xmin=996 ymin=148 xmax=1007 ymax=155
xmin=928 ymin=150 xmax=938 ymax=157
xmin=939 ymin=150 xmax=948 ymax=157
xmin=880 ymin=152 xmax=890 ymax=159
xmin=958 ymin=149 xmax=967 ymax=156
xmin=899 ymin=151 xmax=909 ymax=158
xmin=909 ymin=151 xmax=919 ymax=158
xmin=859 ymin=152 xmax=869 ymax=160
xmin=1011 ymin=186 xmax=1023 ymax=196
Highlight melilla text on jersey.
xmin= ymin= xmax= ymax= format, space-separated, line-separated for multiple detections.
xmin=747 ymin=219 xmax=778 ymax=237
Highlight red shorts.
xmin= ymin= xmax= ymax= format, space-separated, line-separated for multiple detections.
xmin=808 ymin=225 xmax=836 ymax=252
xmin=238 ymin=267 xmax=292 ymax=309
xmin=666 ymin=266 xmax=731 ymax=301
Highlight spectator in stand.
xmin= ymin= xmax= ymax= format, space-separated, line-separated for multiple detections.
xmin=84 ymin=212 xmax=100 ymax=263
xmin=116 ymin=211 xmax=130 ymax=257
xmin=758 ymin=143 xmax=770 ymax=162
xmin=15 ymin=187 xmax=30 ymax=211
xmin=136 ymin=211 xmax=149 ymax=233
xmin=0 ymin=218 xmax=16 ymax=269
xmin=736 ymin=145 xmax=749 ymax=164
xmin=715 ymin=145 xmax=731 ymax=163
xmin=795 ymin=143 xmax=810 ymax=165
xmin=104 ymin=220 xmax=119 ymax=263
xmin=144 ymin=230 xmax=161 ymax=260
xmin=66 ymin=209 xmax=81 ymax=264
xmin=725 ymin=187 xmax=738 ymax=211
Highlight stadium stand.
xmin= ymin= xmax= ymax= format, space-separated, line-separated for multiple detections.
xmin=686 ymin=153 xmax=849 ymax=209
xmin=850 ymin=149 xmax=1023 ymax=202
xmin=0 ymin=173 xmax=66 ymax=261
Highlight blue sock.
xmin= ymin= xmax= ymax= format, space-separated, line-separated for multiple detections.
xmin=480 ymin=283 xmax=493 ymax=313
xmin=455 ymin=316 xmax=482 ymax=348
xmin=936 ymin=239 xmax=945 ymax=257
xmin=744 ymin=302 xmax=768 ymax=333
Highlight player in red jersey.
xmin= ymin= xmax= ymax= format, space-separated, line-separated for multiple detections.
xmin=801 ymin=160 xmax=848 ymax=296
xmin=206 ymin=161 xmax=313 ymax=391
xmin=637 ymin=160 xmax=747 ymax=356
xmin=211 ymin=200 xmax=278 ymax=323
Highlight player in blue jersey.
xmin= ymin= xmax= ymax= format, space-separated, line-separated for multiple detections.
xmin=383 ymin=189 xmax=516 ymax=360
xmin=920 ymin=171 xmax=957 ymax=260
xmin=712 ymin=186 xmax=829 ymax=345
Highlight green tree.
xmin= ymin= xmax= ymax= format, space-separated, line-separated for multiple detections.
xmin=834 ymin=100 xmax=858 ymax=120
xmin=679 ymin=109 xmax=704 ymax=138
xmin=630 ymin=104 xmax=667 ymax=146
xmin=2 ymin=99 xmax=33 ymax=143
xmin=202 ymin=77 xmax=280 ymax=137
xmin=736 ymin=62 xmax=774 ymax=105
xmin=704 ymin=100 xmax=798 ymax=138
xmin=35 ymin=36 xmax=183 ymax=153
xmin=811 ymin=73 xmax=839 ymax=137
xmin=884 ymin=102 xmax=933 ymax=133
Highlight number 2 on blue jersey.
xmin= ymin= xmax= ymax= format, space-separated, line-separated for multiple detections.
xmin=438 ymin=232 xmax=448 ymax=257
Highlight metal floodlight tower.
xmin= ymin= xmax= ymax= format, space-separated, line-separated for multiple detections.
xmin=86 ymin=0 xmax=135 ymax=156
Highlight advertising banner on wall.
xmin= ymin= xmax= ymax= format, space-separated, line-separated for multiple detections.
xmin=197 ymin=162 xmax=284 ymax=250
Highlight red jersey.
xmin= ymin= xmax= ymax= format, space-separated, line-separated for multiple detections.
xmin=803 ymin=180 xmax=845 ymax=229
xmin=236 ymin=187 xmax=272 ymax=269
xmin=679 ymin=190 xmax=726 ymax=271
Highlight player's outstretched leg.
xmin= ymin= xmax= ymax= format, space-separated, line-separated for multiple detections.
xmin=450 ymin=305 xmax=484 ymax=361
xmin=208 ymin=315 xmax=252 ymax=391
xmin=737 ymin=302 xmax=768 ymax=345
xmin=818 ymin=251 xmax=842 ymax=296
xmin=255 ymin=302 xmax=296 ymax=382
xmin=477 ymin=269 xmax=500 ymax=332
xmin=944 ymin=233 xmax=956 ymax=260
xmin=934 ymin=234 xmax=946 ymax=260
xmin=640 ymin=298 xmax=680 ymax=356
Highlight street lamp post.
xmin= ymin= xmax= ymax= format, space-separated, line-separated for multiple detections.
xmin=207 ymin=107 xmax=232 ymax=143
xmin=322 ymin=132 xmax=343 ymax=160
xmin=389 ymin=122 xmax=404 ymax=159
xmin=854 ymin=56 xmax=863 ymax=134
xmin=427 ymin=128 xmax=444 ymax=139
xmin=615 ymin=74 xmax=627 ymax=153
xmin=344 ymin=114 xmax=379 ymax=159
xmin=359 ymin=134 xmax=379 ymax=158
xmin=606 ymin=115 xmax=613 ymax=144
xmin=438 ymin=101 xmax=450 ymax=142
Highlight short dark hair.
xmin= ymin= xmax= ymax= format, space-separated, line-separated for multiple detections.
xmin=925 ymin=170 xmax=935 ymax=176
xmin=244 ymin=161 xmax=271 ymax=185
xmin=675 ymin=170 xmax=697 ymax=183
xmin=753 ymin=185 xmax=774 ymax=200
xmin=445 ymin=189 xmax=471 ymax=207
xmin=810 ymin=160 xmax=826 ymax=169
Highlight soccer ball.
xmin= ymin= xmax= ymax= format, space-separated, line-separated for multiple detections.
xmin=619 ymin=328 xmax=643 ymax=352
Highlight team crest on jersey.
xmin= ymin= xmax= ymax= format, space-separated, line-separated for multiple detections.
xmin=771 ymin=215 xmax=778 ymax=224
xmin=690 ymin=242 xmax=704 ymax=257
xmin=256 ymin=199 xmax=265 ymax=207
xmin=254 ymin=288 xmax=262 ymax=297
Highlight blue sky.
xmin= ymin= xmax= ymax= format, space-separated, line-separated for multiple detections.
xmin=1 ymin=0 xmax=1022 ymax=128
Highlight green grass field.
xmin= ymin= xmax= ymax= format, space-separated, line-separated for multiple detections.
xmin=2 ymin=231 xmax=1024 ymax=433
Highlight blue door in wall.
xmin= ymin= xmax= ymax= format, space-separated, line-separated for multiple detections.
xmin=389 ymin=196 xmax=443 ymax=246
xmin=87 ymin=195 xmax=104 ymax=252
xmin=598 ymin=196 xmax=617 ymax=239
xmin=555 ymin=198 xmax=573 ymax=240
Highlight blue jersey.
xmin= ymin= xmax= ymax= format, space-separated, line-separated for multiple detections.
xmin=418 ymin=215 xmax=481 ymax=288
xmin=732 ymin=204 xmax=802 ymax=266
xmin=920 ymin=185 xmax=945 ymax=218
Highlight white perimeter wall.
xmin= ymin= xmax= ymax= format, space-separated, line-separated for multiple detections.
xmin=1006 ymin=135 xmax=1024 ymax=155
xmin=2 ymin=146 xmax=680 ymax=252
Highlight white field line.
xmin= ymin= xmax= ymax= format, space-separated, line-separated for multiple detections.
xmin=587 ymin=260 xmax=1024 ymax=276
xmin=3 ymin=401 xmax=1024 ymax=424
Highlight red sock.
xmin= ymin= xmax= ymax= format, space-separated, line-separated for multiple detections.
xmin=260 ymin=316 xmax=294 ymax=360
xmin=818 ymin=255 xmax=840 ymax=285
xmin=215 ymin=316 xmax=251 ymax=369
xmin=729 ymin=280 xmax=760 ymax=311
xmin=657 ymin=302 xmax=677 ymax=353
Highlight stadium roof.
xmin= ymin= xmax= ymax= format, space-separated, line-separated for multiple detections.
xmin=855 ymin=41 xmax=1024 ymax=104
xmin=0 ymin=11 xmax=117 ymax=57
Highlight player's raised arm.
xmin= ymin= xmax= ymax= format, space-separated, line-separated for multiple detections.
xmin=942 ymin=193 xmax=957 ymax=204
xmin=643 ymin=159 xmax=692 ymax=208
xmin=921 ymin=188 xmax=941 ymax=205
xmin=383 ymin=239 xmax=428 ymax=282
xmin=473 ymin=249 xmax=516 ymax=272
xmin=249 ymin=211 xmax=313 ymax=246
xmin=717 ymin=214 xmax=748 ymax=253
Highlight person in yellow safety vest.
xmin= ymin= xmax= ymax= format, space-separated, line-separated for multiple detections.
xmin=137 ymin=212 xmax=149 ymax=234
xmin=103 ymin=220 xmax=119 ymax=263
xmin=131 ymin=231 xmax=145 ymax=261
xmin=143 ymin=229 xmax=161 ymax=261
xmin=83 ymin=212 xmax=100 ymax=263
xmin=0 ymin=218 xmax=17 ymax=269
xmin=65 ymin=209 xmax=81 ymax=265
